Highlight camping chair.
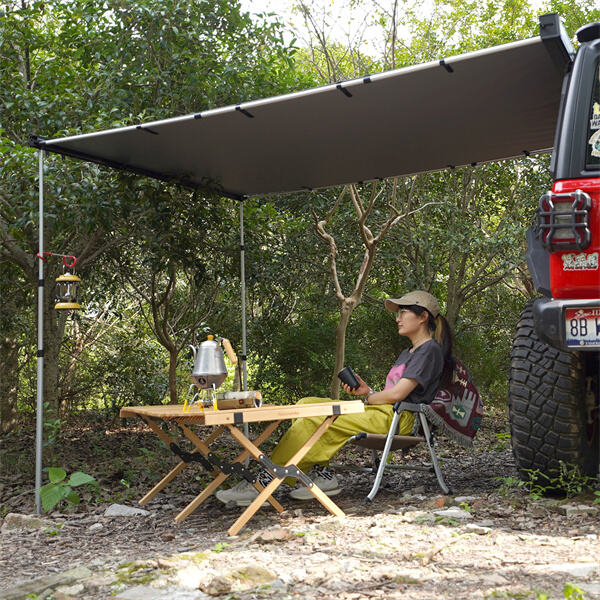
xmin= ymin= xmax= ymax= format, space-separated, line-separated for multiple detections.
xmin=348 ymin=401 xmax=451 ymax=501
xmin=335 ymin=359 xmax=483 ymax=501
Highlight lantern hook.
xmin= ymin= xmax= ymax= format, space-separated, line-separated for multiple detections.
xmin=36 ymin=252 xmax=78 ymax=268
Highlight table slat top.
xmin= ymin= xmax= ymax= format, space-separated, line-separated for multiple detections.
xmin=120 ymin=400 xmax=364 ymax=425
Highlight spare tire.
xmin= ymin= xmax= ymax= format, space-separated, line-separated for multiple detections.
xmin=508 ymin=300 xmax=598 ymax=486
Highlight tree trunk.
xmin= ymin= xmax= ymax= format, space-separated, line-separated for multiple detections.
xmin=445 ymin=253 xmax=466 ymax=329
xmin=445 ymin=296 xmax=462 ymax=330
xmin=168 ymin=347 xmax=178 ymax=404
xmin=0 ymin=263 xmax=22 ymax=434
xmin=233 ymin=360 xmax=242 ymax=392
xmin=0 ymin=334 xmax=19 ymax=434
xmin=329 ymin=302 xmax=353 ymax=399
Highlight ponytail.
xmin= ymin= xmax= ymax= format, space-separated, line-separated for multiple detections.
xmin=406 ymin=304 xmax=455 ymax=389
xmin=435 ymin=315 xmax=455 ymax=389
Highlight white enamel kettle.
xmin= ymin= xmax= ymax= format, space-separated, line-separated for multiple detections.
xmin=189 ymin=335 xmax=237 ymax=389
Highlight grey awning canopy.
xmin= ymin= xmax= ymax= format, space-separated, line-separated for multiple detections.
xmin=31 ymin=33 xmax=569 ymax=199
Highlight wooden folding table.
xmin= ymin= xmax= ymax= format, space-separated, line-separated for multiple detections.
xmin=119 ymin=401 xmax=364 ymax=535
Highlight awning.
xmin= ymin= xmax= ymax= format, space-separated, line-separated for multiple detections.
xmin=30 ymin=31 xmax=570 ymax=199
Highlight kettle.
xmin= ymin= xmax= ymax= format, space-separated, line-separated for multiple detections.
xmin=189 ymin=335 xmax=237 ymax=389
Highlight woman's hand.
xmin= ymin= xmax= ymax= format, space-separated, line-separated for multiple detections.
xmin=341 ymin=374 xmax=370 ymax=396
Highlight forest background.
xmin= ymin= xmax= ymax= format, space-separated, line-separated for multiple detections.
xmin=1 ymin=0 xmax=599 ymax=440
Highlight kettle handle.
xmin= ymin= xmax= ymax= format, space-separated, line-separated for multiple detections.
xmin=189 ymin=344 xmax=197 ymax=359
xmin=221 ymin=338 xmax=238 ymax=365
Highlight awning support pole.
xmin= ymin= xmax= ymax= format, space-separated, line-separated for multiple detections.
xmin=239 ymin=199 xmax=249 ymax=446
xmin=35 ymin=149 xmax=45 ymax=515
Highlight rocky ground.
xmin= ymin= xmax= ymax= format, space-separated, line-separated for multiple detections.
xmin=1 ymin=407 xmax=599 ymax=600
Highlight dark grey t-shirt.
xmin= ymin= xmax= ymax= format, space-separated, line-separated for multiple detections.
xmin=391 ymin=339 xmax=443 ymax=404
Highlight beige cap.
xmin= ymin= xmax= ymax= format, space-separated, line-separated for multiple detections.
xmin=385 ymin=290 xmax=440 ymax=318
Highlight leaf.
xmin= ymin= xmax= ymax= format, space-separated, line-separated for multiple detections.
xmin=65 ymin=489 xmax=80 ymax=505
xmin=48 ymin=468 xmax=67 ymax=484
xmin=40 ymin=483 xmax=65 ymax=512
xmin=67 ymin=471 xmax=96 ymax=487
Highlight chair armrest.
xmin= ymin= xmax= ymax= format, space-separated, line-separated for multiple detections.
xmin=393 ymin=401 xmax=428 ymax=413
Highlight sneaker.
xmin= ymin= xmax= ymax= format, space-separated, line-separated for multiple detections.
xmin=289 ymin=466 xmax=341 ymax=500
xmin=215 ymin=471 xmax=274 ymax=507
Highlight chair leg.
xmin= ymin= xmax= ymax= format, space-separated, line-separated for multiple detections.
xmin=365 ymin=410 xmax=400 ymax=502
xmin=419 ymin=413 xmax=451 ymax=495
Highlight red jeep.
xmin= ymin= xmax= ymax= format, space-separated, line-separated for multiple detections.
xmin=508 ymin=19 xmax=600 ymax=486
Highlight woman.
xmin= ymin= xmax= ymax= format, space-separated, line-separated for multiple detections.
xmin=216 ymin=290 xmax=454 ymax=506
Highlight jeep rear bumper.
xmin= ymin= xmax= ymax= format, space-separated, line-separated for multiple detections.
xmin=533 ymin=297 xmax=600 ymax=351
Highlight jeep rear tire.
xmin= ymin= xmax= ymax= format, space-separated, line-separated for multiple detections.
xmin=508 ymin=301 xmax=598 ymax=484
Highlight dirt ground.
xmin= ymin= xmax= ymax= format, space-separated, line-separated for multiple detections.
xmin=1 ymin=406 xmax=599 ymax=600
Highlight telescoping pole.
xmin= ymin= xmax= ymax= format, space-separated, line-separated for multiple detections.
xmin=239 ymin=199 xmax=248 ymax=393
xmin=239 ymin=199 xmax=249 ymax=445
xmin=35 ymin=150 xmax=45 ymax=515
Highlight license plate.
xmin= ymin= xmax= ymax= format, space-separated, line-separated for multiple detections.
xmin=565 ymin=308 xmax=600 ymax=348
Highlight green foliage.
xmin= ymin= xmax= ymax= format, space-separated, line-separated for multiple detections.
xmin=43 ymin=523 xmax=64 ymax=537
xmin=0 ymin=0 xmax=308 ymax=416
xmin=484 ymin=586 xmax=588 ymax=599
xmin=43 ymin=403 xmax=62 ymax=448
xmin=39 ymin=467 xmax=97 ymax=512
xmin=1 ymin=0 xmax=596 ymax=424
xmin=522 ymin=462 xmax=598 ymax=498
xmin=494 ymin=475 xmax=527 ymax=496
xmin=563 ymin=583 xmax=586 ymax=600
xmin=496 ymin=462 xmax=599 ymax=499
xmin=212 ymin=541 xmax=231 ymax=553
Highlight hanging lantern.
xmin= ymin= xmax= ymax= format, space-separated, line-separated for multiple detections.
xmin=36 ymin=252 xmax=82 ymax=311
xmin=55 ymin=270 xmax=82 ymax=310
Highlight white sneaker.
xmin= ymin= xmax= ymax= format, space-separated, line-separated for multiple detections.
xmin=289 ymin=466 xmax=341 ymax=500
xmin=215 ymin=480 xmax=263 ymax=507
xmin=215 ymin=471 xmax=274 ymax=507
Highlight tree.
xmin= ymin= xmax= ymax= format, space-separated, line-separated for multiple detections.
xmin=0 ymin=0 xmax=306 ymax=425
xmin=383 ymin=159 xmax=552 ymax=328
xmin=312 ymin=180 xmax=440 ymax=397
xmin=115 ymin=189 xmax=229 ymax=406
xmin=0 ymin=262 xmax=31 ymax=432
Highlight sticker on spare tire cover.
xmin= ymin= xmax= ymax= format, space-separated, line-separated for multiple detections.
xmin=591 ymin=102 xmax=600 ymax=129
xmin=589 ymin=129 xmax=600 ymax=158
xmin=562 ymin=252 xmax=599 ymax=271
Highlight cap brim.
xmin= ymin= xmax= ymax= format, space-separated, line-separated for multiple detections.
xmin=384 ymin=298 xmax=439 ymax=318
xmin=385 ymin=299 xmax=401 ymax=312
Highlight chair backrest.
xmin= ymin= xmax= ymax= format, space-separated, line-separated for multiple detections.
xmin=421 ymin=358 xmax=483 ymax=447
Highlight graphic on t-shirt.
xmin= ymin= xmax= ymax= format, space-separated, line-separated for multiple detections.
xmin=385 ymin=363 xmax=406 ymax=389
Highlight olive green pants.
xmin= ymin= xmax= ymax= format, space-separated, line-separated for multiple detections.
xmin=269 ymin=397 xmax=414 ymax=481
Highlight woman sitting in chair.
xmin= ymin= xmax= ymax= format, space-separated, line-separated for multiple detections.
xmin=216 ymin=290 xmax=454 ymax=506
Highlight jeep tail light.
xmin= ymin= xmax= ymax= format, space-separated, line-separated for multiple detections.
xmin=536 ymin=190 xmax=592 ymax=251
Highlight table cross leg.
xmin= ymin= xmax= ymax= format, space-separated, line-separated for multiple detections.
xmin=140 ymin=461 xmax=187 ymax=506
xmin=137 ymin=416 xmax=206 ymax=506
xmin=138 ymin=418 xmax=228 ymax=506
xmin=174 ymin=472 xmax=229 ymax=522
xmin=226 ymin=415 xmax=344 ymax=536
xmin=174 ymin=420 xmax=284 ymax=523
xmin=279 ymin=415 xmax=344 ymax=518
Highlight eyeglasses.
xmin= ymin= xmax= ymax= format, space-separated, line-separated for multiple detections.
xmin=393 ymin=309 xmax=413 ymax=320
